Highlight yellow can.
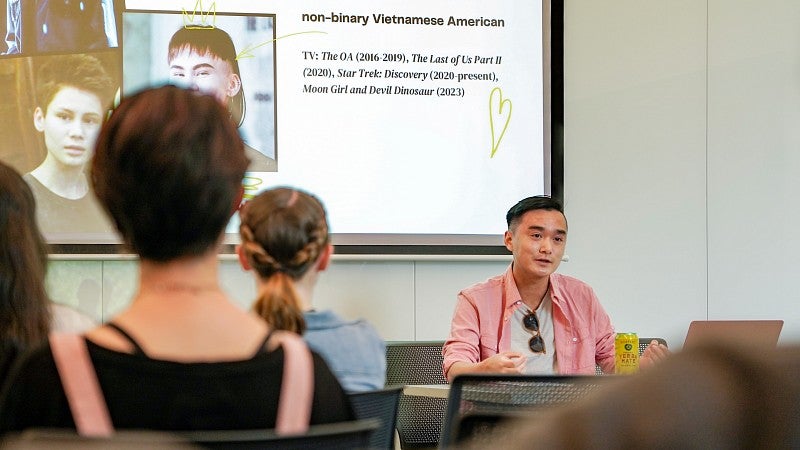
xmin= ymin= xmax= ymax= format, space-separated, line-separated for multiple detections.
xmin=614 ymin=332 xmax=639 ymax=374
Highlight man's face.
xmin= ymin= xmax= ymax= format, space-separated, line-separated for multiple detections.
xmin=504 ymin=209 xmax=567 ymax=281
xmin=33 ymin=86 xmax=104 ymax=168
xmin=168 ymin=48 xmax=240 ymax=104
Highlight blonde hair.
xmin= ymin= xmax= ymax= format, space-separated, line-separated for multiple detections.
xmin=239 ymin=188 xmax=329 ymax=334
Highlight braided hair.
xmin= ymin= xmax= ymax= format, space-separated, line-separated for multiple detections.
xmin=239 ymin=188 xmax=329 ymax=333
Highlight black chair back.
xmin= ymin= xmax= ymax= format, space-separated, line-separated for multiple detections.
xmin=0 ymin=429 xmax=195 ymax=449
xmin=348 ymin=386 xmax=403 ymax=450
xmin=2 ymin=419 xmax=380 ymax=450
xmin=187 ymin=419 xmax=379 ymax=449
xmin=385 ymin=341 xmax=447 ymax=449
xmin=440 ymin=374 xmax=618 ymax=448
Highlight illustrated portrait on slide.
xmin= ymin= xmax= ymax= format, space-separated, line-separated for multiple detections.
xmin=122 ymin=12 xmax=277 ymax=172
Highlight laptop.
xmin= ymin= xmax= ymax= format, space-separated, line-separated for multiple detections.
xmin=683 ymin=320 xmax=783 ymax=350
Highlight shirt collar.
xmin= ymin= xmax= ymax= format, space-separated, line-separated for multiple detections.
xmin=303 ymin=309 xmax=350 ymax=330
xmin=503 ymin=263 xmax=523 ymax=311
xmin=502 ymin=263 xmax=561 ymax=311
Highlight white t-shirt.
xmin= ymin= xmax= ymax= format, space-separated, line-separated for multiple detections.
xmin=511 ymin=292 xmax=558 ymax=374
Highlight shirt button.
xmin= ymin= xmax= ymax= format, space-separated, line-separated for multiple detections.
xmin=572 ymin=337 xmax=577 ymax=342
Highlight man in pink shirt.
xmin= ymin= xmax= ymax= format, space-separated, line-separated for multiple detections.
xmin=443 ymin=196 xmax=668 ymax=380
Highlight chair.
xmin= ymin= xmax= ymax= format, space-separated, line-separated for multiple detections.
xmin=595 ymin=337 xmax=668 ymax=374
xmin=385 ymin=341 xmax=447 ymax=449
xmin=348 ymin=386 xmax=403 ymax=450
xmin=2 ymin=419 xmax=380 ymax=450
xmin=0 ymin=429 xmax=195 ymax=449
xmin=187 ymin=419 xmax=380 ymax=449
xmin=440 ymin=374 xmax=618 ymax=448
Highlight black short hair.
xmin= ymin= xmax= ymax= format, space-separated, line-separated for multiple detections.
xmin=506 ymin=196 xmax=565 ymax=229
xmin=91 ymin=85 xmax=249 ymax=261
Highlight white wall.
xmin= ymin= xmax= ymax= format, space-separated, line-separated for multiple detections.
xmin=47 ymin=256 xmax=511 ymax=343
xmin=46 ymin=0 xmax=800 ymax=349
xmin=559 ymin=0 xmax=708 ymax=348
xmin=706 ymin=0 xmax=800 ymax=338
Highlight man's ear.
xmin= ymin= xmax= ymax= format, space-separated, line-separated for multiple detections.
xmin=236 ymin=244 xmax=251 ymax=271
xmin=503 ymin=229 xmax=514 ymax=253
xmin=33 ymin=107 xmax=45 ymax=132
xmin=316 ymin=244 xmax=333 ymax=271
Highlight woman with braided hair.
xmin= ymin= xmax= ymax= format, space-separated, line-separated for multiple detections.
xmin=238 ymin=187 xmax=386 ymax=392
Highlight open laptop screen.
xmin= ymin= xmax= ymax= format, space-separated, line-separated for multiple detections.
xmin=683 ymin=320 xmax=783 ymax=350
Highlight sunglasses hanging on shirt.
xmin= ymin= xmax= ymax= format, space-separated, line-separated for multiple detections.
xmin=523 ymin=310 xmax=546 ymax=354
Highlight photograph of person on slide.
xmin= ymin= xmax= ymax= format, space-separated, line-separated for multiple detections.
xmin=2 ymin=0 xmax=118 ymax=55
xmin=24 ymin=53 xmax=116 ymax=235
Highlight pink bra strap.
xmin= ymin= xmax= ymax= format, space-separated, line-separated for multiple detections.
xmin=269 ymin=331 xmax=314 ymax=435
xmin=49 ymin=333 xmax=114 ymax=437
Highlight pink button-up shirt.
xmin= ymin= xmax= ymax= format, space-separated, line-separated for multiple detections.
xmin=442 ymin=264 xmax=615 ymax=378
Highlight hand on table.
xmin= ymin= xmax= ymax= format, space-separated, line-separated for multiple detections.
xmin=480 ymin=351 xmax=526 ymax=374
xmin=640 ymin=340 xmax=671 ymax=369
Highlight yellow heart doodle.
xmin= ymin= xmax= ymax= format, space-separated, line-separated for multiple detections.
xmin=488 ymin=87 xmax=512 ymax=158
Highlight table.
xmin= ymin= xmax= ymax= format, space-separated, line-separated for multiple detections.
xmin=403 ymin=378 xmax=613 ymax=404
xmin=402 ymin=384 xmax=450 ymax=399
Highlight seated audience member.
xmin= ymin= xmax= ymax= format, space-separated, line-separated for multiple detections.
xmin=460 ymin=343 xmax=800 ymax=449
xmin=442 ymin=196 xmax=669 ymax=380
xmin=0 ymin=86 xmax=352 ymax=433
xmin=0 ymin=161 xmax=95 ymax=382
xmin=238 ymin=187 xmax=386 ymax=392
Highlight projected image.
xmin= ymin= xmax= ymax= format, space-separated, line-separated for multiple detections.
xmin=0 ymin=0 xmax=555 ymax=251
xmin=0 ymin=52 xmax=120 ymax=236
xmin=2 ymin=0 xmax=119 ymax=55
xmin=122 ymin=12 xmax=277 ymax=172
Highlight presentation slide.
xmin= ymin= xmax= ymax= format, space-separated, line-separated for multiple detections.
xmin=0 ymin=0 xmax=548 ymax=250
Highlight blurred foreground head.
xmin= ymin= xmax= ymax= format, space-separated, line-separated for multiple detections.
xmin=91 ymin=85 xmax=249 ymax=261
